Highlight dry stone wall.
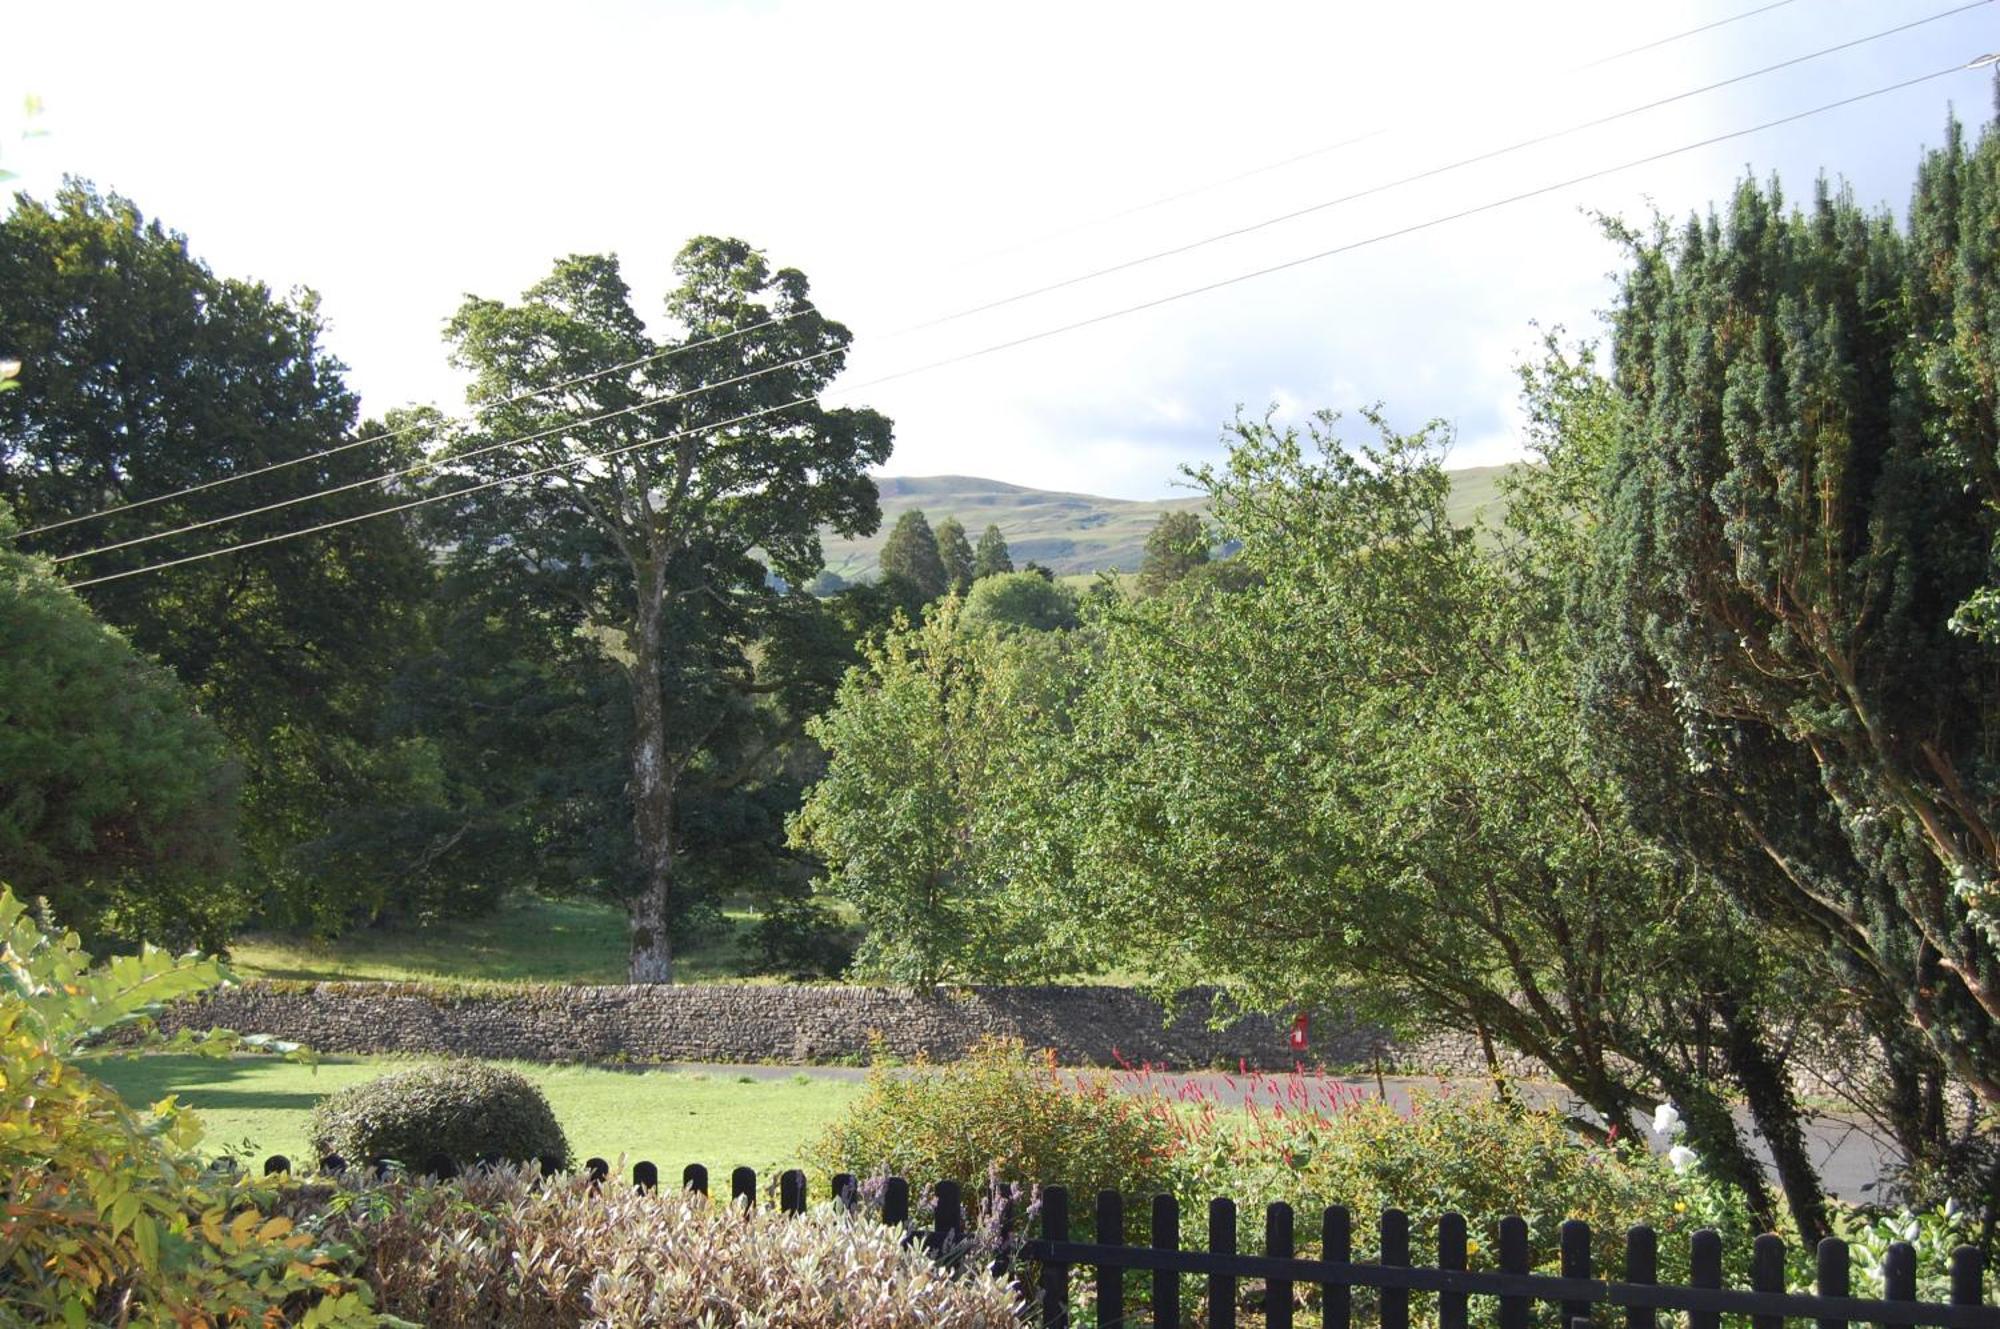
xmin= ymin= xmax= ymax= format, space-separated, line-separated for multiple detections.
xmin=150 ymin=981 xmax=1390 ymax=1070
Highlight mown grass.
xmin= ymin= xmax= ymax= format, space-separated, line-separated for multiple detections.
xmin=93 ymin=1054 xmax=864 ymax=1176
xmin=227 ymin=894 xmax=763 ymax=988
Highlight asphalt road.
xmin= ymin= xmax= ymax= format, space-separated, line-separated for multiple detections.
xmin=656 ymin=1061 xmax=1899 ymax=1201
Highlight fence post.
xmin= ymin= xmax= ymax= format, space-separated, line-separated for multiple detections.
xmin=883 ymin=1176 xmax=909 ymax=1228
xmin=1096 ymin=1191 xmax=1124 ymax=1329
xmin=1950 ymin=1246 xmax=1984 ymax=1310
xmin=1323 ymin=1205 xmax=1352 ymax=1329
xmin=1381 ymin=1208 xmax=1410 ymax=1329
xmin=319 ymin=1155 xmax=347 ymax=1177
xmin=683 ymin=1163 xmax=708 ymax=1196
xmin=263 ymin=1155 xmax=290 ymax=1176
xmin=632 ymin=1160 xmax=658 ymax=1193
xmin=1152 ymin=1195 xmax=1180 ymax=1329
xmin=1626 ymin=1225 xmax=1657 ymax=1329
xmin=1752 ymin=1234 xmax=1785 ymax=1329
xmin=731 ymin=1166 xmax=756 ymax=1209
xmin=1499 ymin=1215 xmax=1531 ymax=1329
xmin=935 ymin=1180 xmax=964 ymax=1263
xmin=1815 ymin=1238 xmax=1850 ymax=1329
xmin=1438 ymin=1211 xmax=1469 ymax=1329
xmin=780 ymin=1169 xmax=806 ymax=1215
xmin=1039 ymin=1185 xmax=1070 ymax=1329
xmin=1884 ymin=1240 xmax=1917 ymax=1307
xmin=584 ymin=1157 xmax=608 ymax=1190
xmin=1267 ymin=1201 xmax=1295 ymax=1329
xmin=1561 ymin=1219 xmax=1591 ymax=1329
xmin=1689 ymin=1229 xmax=1722 ymax=1329
xmin=831 ymin=1172 xmax=856 ymax=1210
xmin=1210 ymin=1197 xmax=1238 ymax=1329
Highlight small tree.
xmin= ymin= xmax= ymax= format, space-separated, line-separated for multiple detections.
xmin=934 ymin=516 xmax=975 ymax=594
xmin=878 ymin=508 xmax=948 ymax=604
xmin=1135 ymin=509 xmax=1209 ymax=595
xmin=960 ymin=570 xmax=1079 ymax=636
xmin=974 ymin=523 xmax=1013 ymax=579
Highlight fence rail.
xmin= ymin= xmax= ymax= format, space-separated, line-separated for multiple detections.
xmin=257 ymin=1155 xmax=1998 ymax=1329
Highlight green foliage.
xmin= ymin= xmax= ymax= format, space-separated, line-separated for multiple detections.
xmin=808 ymin=1037 xmax=1175 ymax=1201
xmin=307 ymin=1061 xmax=570 ymax=1169
xmin=790 ymin=600 xmax=1086 ymax=987
xmin=296 ymin=1164 xmax=1019 ymax=1328
xmin=1134 ymin=508 xmax=1209 ymax=595
xmin=0 ymin=504 xmax=241 ymax=952
xmin=438 ymin=240 xmax=891 ymax=982
xmin=1590 ymin=120 xmax=2000 ymax=1112
xmin=0 ymin=184 xmax=438 ymax=937
xmin=878 ymin=507 xmax=948 ymax=605
xmin=1179 ymin=1090 xmax=1753 ymax=1280
xmin=958 ymin=569 xmax=1079 ymax=636
xmin=973 ymin=522 xmax=1013 ymax=579
xmin=0 ymin=886 xmax=377 ymax=1326
xmin=934 ymin=515 xmax=976 ymax=594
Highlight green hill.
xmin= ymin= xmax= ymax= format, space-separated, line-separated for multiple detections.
xmin=821 ymin=466 xmax=1518 ymax=580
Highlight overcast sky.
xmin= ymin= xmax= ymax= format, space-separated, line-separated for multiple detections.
xmin=4 ymin=1 xmax=1994 ymax=498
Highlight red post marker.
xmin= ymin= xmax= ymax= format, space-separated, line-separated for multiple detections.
xmin=1288 ymin=1012 xmax=1310 ymax=1053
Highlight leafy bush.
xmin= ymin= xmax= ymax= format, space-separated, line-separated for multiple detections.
xmin=1154 ymin=1078 xmax=1753 ymax=1280
xmin=0 ymin=886 xmax=377 ymax=1326
xmin=307 ymin=1061 xmax=569 ymax=1170
xmin=808 ymin=1036 xmax=1175 ymax=1202
xmin=296 ymin=1164 xmax=1021 ymax=1328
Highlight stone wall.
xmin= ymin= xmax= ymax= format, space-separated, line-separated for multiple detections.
xmin=150 ymin=981 xmax=1390 ymax=1070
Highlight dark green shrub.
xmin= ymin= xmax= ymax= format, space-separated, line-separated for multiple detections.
xmin=307 ymin=1061 xmax=569 ymax=1169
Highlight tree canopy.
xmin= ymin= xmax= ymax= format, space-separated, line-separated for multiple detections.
xmin=439 ymin=239 xmax=890 ymax=981
xmin=878 ymin=508 xmax=948 ymax=605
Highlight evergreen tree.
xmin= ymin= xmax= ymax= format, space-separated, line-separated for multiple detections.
xmin=934 ymin=515 xmax=975 ymax=594
xmin=1588 ymin=119 xmax=2000 ymax=1111
xmin=1136 ymin=509 xmax=1209 ymax=595
xmin=877 ymin=508 xmax=948 ymax=603
xmin=974 ymin=523 xmax=1013 ymax=579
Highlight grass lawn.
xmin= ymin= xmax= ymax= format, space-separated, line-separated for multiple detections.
xmin=92 ymin=1054 xmax=863 ymax=1177
xmin=227 ymin=894 xmax=764 ymax=987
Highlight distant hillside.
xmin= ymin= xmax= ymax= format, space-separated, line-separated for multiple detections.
xmin=821 ymin=466 xmax=1518 ymax=579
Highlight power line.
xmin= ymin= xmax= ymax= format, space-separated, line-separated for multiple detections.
xmin=49 ymin=8 xmax=1975 ymax=569
xmin=14 ymin=308 xmax=805 ymax=538
xmin=947 ymin=0 xmax=1816 ymax=269
xmin=14 ymin=0 xmax=1836 ymax=543
xmin=62 ymin=58 xmax=1980 ymax=591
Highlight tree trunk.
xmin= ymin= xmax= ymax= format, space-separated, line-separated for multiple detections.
xmin=626 ymin=574 xmax=676 ymax=984
xmin=1719 ymin=994 xmax=1829 ymax=1244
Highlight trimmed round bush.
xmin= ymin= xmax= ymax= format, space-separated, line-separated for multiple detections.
xmin=307 ymin=1061 xmax=569 ymax=1170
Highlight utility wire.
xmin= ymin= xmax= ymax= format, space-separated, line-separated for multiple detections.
xmin=16 ymin=0 xmax=1832 ymax=541
xmin=50 ymin=7 xmax=1976 ymax=569
xmin=948 ymin=0 xmax=1815 ymax=268
xmin=62 ymin=58 xmax=1981 ymax=591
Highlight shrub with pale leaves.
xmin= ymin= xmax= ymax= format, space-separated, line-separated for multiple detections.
xmin=296 ymin=1164 xmax=1024 ymax=1328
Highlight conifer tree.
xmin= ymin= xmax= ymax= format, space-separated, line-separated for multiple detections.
xmin=878 ymin=508 xmax=948 ymax=603
xmin=974 ymin=523 xmax=1013 ymax=579
xmin=934 ymin=516 xmax=975 ymax=594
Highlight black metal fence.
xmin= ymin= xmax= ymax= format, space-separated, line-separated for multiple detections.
xmin=259 ymin=1155 xmax=1999 ymax=1329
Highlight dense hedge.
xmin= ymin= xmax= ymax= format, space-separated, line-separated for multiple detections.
xmin=307 ymin=1061 xmax=569 ymax=1169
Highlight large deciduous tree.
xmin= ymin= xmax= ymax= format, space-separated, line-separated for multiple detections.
xmin=0 ymin=182 xmax=436 ymax=929
xmin=1591 ymin=120 xmax=2000 ymax=1109
xmin=440 ymin=240 xmax=890 ymax=983
xmin=1135 ymin=508 xmax=1208 ymax=596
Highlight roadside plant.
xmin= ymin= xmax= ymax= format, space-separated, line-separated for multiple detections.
xmin=307 ymin=1060 xmax=569 ymax=1170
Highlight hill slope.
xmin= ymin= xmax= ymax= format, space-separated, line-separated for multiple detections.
xmin=821 ymin=466 xmax=1517 ymax=579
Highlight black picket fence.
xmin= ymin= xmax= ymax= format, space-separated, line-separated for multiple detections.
xmin=259 ymin=1154 xmax=1999 ymax=1329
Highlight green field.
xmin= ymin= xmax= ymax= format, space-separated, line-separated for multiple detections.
xmin=228 ymin=895 xmax=759 ymax=988
xmin=820 ymin=466 xmax=1516 ymax=581
xmin=93 ymin=1054 xmax=862 ymax=1176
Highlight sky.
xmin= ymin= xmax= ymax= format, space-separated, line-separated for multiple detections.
xmin=3 ymin=0 xmax=1995 ymax=499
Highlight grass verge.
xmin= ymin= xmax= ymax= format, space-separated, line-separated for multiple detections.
xmin=92 ymin=1054 xmax=863 ymax=1176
